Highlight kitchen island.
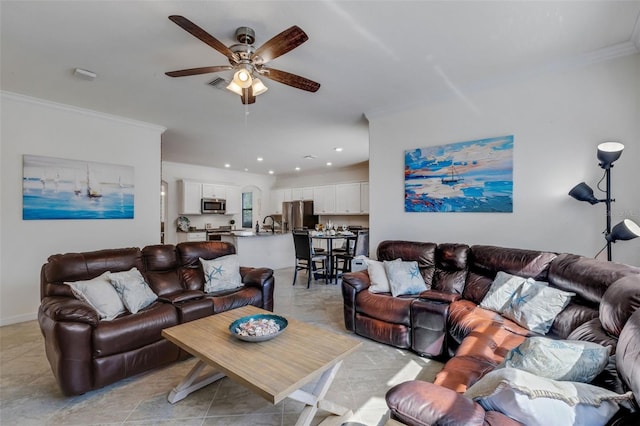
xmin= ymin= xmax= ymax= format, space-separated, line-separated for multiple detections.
xmin=220 ymin=232 xmax=294 ymax=270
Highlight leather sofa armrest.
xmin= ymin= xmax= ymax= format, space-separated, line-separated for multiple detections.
xmin=386 ymin=380 xmax=520 ymax=426
xmin=158 ymin=290 xmax=205 ymax=304
xmin=341 ymin=270 xmax=371 ymax=293
xmin=39 ymin=296 xmax=99 ymax=326
xmin=241 ymin=267 xmax=274 ymax=288
xmin=419 ymin=289 xmax=462 ymax=304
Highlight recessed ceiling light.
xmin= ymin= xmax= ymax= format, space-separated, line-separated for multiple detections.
xmin=295 ymin=167 xmax=301 ymax=171
xmin=224 ymin=163 xmax=230 ymax=168
xmin=244 ymin=168 xmax=249 ymax=172
xmin=257 ymin=157 xmax=263 ymax=162
xmin=268 ymin=170 xmax=274 ymax=175
xmin=326 ymin=162 xmax=332 ymax=166
xmin=334 ymin=147 xmax=343 ymax=152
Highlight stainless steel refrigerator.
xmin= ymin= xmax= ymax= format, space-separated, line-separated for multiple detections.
xmin=282 ymin=200 xmax=317 ymax=232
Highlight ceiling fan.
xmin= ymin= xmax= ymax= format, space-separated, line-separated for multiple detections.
xmin=165 ymin=15 xmax=321 ymax=104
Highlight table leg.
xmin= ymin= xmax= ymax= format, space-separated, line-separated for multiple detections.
xmin=288 ymin=360 xmax=353 ymax=426
xmin=167 ymin=359 xmax=226 ymax=403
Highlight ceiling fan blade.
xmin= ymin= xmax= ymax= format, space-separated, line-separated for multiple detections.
xmin=241 ymin=86 xmax=256 ymax=105
xmin=165 ymin=65 xmax=233 ymax=77
xmin=253 ymin=26 xmax=308 ymax=64
xmin=169 ymin=15 xmax=236 ymax=61
xmin=260 ymin=67 xmax=320 ymax=92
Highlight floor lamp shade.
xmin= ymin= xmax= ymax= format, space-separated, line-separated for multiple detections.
xmin=606 ymin=219 xmax=640 ymax=243
xmin=597 ymin=142 xmax=624 ymax=169
xmin=569 ymin=182 xmax=600 ymax=205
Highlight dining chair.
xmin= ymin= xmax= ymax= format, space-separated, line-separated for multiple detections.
xmin=292 ymin=230 xmax=329 ymax=288
xmin=333 ymin=229 xmax=369 ymax=278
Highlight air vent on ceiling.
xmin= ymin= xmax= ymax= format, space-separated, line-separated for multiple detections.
xmin=208 ymin=77 xmax=230 ymax=90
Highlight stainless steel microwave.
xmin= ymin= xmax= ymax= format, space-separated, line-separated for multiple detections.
xmin=201 ymin=198 xmax=226 ymax=214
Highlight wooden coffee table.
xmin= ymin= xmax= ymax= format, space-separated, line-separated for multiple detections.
xmin=161 ymin=305 xmax=363 ymax=426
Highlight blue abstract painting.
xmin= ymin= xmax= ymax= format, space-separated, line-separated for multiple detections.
xmin=23 ymin=155 xmax=135 ymax=220
xmin=405 ymin=135 xmax=513 ymax=213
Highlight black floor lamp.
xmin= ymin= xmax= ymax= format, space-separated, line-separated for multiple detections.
xmin=569 ymin=142 xmax=640 ymax=261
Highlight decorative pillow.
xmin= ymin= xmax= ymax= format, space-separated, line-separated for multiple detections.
xmin=200 ymin=254 xmax=242 ymax=293
xmin=479 ymin=271 xmax=533 ymax=314
xmin=364 ymin=257 xmax=394 ymax=294
xmin=108 ymin=267 xmax=158 ymax=314
xmin=502 ymin=280 xmax=574 ymax=334
xmin=499 ymin=337 xmax=611 ymax=383
xmin=464 ymin=368 xmax=633 ymax=426
xmin=66 ymin=271 xmax=126 ymax=321
xmin=384 ymin=260 xmax=428 ymax=297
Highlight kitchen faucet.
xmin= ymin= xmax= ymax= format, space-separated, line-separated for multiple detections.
xmin=263 ymin=215 xmax=275 ymax=233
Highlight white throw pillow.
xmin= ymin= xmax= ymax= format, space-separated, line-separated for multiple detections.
xmin=364 ymin=258 xmax=393 ymax=293
xmin=502 ymin=281 xmax=574 ymax=334
xmin=200 ymin=254 xmax=242 ymax=293
xmin=479 ymin=271 xmax=533 ymax=314
xmin=108 ymin=267 xmax=158 ymax=314
xmin=464 ymin=368 xmax=633 ymax=426
xmin=499 ymin=337 xmax=611 ymax=383
xmin=384 ymin=260 xmax=428 ymax=297
xmin=66 ymin=271 xmax=126 ymax=321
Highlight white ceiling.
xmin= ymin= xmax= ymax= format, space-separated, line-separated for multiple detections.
xmin=2 ymin=1 xmax=639 ymax=176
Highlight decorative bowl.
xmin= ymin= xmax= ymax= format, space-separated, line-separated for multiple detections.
xmin=229 ymin=314 xmax=288 ymax=342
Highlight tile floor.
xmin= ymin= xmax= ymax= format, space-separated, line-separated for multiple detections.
xmin=0 ymin=267 xmax=443 ymax=426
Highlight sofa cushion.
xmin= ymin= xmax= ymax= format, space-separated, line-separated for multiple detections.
xmin=385 ymin=260 xmax=428 ymax=296
xmin=568 ymin=318 xmax=620 ymax=355
xmin=433 ymin=243 xmax=469 ymax=294
xmin=365 ymin=258 xmax=393 ymax=294
xmin=479 ymin=271 xmax=531 ymax=313
xmin=502 ymin=281 xmax=574 ymax=334
xmin=465 ymin=368 xmax=634 ymax=426
xmin=448 ymin=300 xmax=532 ymax=345
xmin=600 ymin=275 xmax=640 ymax=337
xmin=548 ymin=253 xmax=640 ymax=305
xmin=108 ymin=267 xmax=158 ymax=314
xmin=616 ymin=308 xmax=640 ymax=408
xmin=377 ymin=240 xmax=436 ymax=288
xmin=200 ymin=254 xmax=242 ymax=292
xmin=92 ymin=302 xmax=178 ymax=357
xmin=66 ymin=272 xmax=126 ymax=321
xmin=355 ymin=291 xmax=414 ymax=326
xmin=500 ymin=337 xmax=610 ymax=383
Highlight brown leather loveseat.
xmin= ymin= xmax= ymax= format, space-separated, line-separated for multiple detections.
xmin=38 ymin=241 xmax=274 ymax=396
xmin=341 ymin=240 xmax=640 ymax=425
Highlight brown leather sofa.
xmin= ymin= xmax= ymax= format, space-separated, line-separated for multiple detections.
xmin=341 ymin=240 xmax=640 ymax=425
xmin=38 ymin=241 xmax=274 ymax=396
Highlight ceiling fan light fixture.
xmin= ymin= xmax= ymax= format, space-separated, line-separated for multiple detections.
xmin=252 ymin=78 xmax=268 ymax=96
xmin=233 ymin=69 xmax=252 ymax=88
xmin=225 ymin=80 xmax=243 ymax=96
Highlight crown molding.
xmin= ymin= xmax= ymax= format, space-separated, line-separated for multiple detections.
xmin=1 ymin=91 xmax=167 ymax=133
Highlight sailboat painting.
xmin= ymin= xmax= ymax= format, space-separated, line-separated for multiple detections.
xmin=23 ymin=155 xmax=134 ymax=220
xmin=405 ymin=135 xmax=513 ymax=213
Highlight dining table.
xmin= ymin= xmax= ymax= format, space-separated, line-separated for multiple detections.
xmin=311 ymin=232 xmax=357 ymax=283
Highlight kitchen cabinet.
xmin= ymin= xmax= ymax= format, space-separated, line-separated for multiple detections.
xmin=291 ymin=186 xmax=314 ymax=201
xmin=202 ymin=184 xmax=226 ymax=199
xmin=270 ymin=188 xmax=292 ymax=214
xmin=178 ymin=180 xmax=202 ymax=215
xmin=360 ymin=182 xmax=369 ymax=213
xmin=335 ymin=183 xmax=361 ymax=214
xmin=177 ymin=231 xmax=207 ymax=243
xmin=225 ymin=186 xmax=241 ymax=214
xmin=313 ymin=185 xmax=336 ymax=214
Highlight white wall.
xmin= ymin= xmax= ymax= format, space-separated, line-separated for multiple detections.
xmin=368 ymin=54 xmax=640 ymax=266
xmin=0 ymin=92 xmax=164 ymax=325
xmin=161 ymin=161 xmax=275 ymax=244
